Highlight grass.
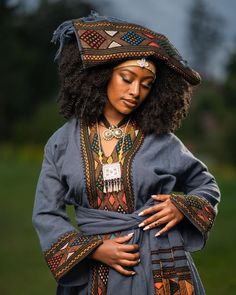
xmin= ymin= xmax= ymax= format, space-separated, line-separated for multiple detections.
xmin=192 ymin=179 xmax=236 ymax=294
xmin=0 ymin=145 xmax=235 ymax=295
xmin=0 ymin=151 xmax=57 ymax=295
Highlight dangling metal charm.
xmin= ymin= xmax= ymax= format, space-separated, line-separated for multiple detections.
xmin=96 ymin=118 xmax=130 ymax=194
xmin=102 ymin=162 xmax=122 ymax=193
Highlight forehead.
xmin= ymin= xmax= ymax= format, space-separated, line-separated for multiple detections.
xmin=114 ymin=66 xmax=155 ymax=79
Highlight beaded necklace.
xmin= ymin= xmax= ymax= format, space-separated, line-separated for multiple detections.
xmin=96 ymin=119 xmax=130 ymax=193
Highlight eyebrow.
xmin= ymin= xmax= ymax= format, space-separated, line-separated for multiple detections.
xmin=120 ymin=68 xmax=155 ymax=80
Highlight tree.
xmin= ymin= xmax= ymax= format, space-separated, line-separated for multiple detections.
xmin=0 ymin=0 xmax=93 ymax=141
xmin=223 ymin=50 xmax=236 ymax=107
xmin=186 ymin=0 xmax=225 ymax=77
xmin=221 ymin=48 xmax=236 ymax=163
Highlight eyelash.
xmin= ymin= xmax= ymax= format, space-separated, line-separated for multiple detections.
xmin=122 ymin=77 xmax=132 ymax=83
xmin=122 ymin=77 xmax=152 ymax=89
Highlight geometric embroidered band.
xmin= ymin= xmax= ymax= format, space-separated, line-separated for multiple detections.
xmin=51 ymin=11 xmax=201 ymax=85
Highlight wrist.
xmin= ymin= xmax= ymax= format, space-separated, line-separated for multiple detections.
xmin=88 ymin=242 xmax=103 ymax=260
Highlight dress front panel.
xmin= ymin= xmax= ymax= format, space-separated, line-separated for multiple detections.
xmin=86 ymin=121 xmax=140 ymax=294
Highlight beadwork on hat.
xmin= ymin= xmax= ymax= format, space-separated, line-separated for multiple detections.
xmin=52 ymin=11 xmax=201 ymax=85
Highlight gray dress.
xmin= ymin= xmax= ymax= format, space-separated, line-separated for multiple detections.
xmin=32 ymin=118 xmax=220 ymax=295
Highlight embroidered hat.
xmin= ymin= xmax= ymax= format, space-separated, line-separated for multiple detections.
xmin=52 ymin=11 xmax=201 ymax=85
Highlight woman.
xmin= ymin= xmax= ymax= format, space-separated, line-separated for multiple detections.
xmin=32 ymin=11 xmax=220 ymax=295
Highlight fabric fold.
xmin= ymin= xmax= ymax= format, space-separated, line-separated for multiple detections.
xmin=75 ymin=197 xmax=198 ymax=295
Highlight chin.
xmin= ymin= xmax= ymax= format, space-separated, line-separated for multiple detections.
xmin=119 ymin=108 xmax=134 ymax=116
xmin=118 ymin=105 xmax=138 ymax=115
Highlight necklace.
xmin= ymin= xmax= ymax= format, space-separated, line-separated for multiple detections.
xmin=100 ymin=115 xmax=129 ymax=141
xmin=96 ymin=119 xmax=130 ymax=193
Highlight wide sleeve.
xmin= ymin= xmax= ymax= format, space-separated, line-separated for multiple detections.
xmin=32 ymin=135 xmax=102 ymax=284
xmin=169 ymin=136 xmax=220 ymax=252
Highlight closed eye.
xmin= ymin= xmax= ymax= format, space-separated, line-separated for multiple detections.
xmin=121 ymin=74 xmax=154 ymax=89
xmin=122 ymin=77 xmax=132 ymax=84
xmin=141 ymin=83 xmax=152 ymax=89
xmin=141 ymin=81 xmax=154 ymax=89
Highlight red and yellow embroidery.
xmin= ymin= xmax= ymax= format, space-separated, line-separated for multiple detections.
xmin=153 ymin=266 xmax=194 ymax=295
xmin=170 ymin=193 xmax=216 ymax=238
xmin=44 ymin=231 xmax=102 ymax=280
xmin=80 ymin=119 xmax=144 ymax=295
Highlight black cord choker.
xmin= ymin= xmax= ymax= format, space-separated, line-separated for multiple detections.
xmin=100 ymin=115 xmax=130 ymax=141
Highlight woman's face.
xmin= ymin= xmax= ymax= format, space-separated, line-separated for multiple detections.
xmin=106 ymin=65 xmax=155 ymax=118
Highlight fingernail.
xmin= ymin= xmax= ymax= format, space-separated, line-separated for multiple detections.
xmin=138 ymin=211 xmax=144 ymax=216
xmin=143 ymin=226 xmax=150 ymax=231
xmin=138 ymin=259 xmax=141 ymax=263
xmin=155 ymin=232 xmax=161 ymax=237
xmin=138 ymin=222 xmax=145 ymax=228
xmin=131 ymin=271 xmax=136 ymax=276
xmin=151 ymin=195 xmax=156 ymax=198
xmin=128 ymin=232 xmax=134 ymax=236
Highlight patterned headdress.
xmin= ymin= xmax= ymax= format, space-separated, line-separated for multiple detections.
xmin=52 ymin=11 xmax=201 ymax=85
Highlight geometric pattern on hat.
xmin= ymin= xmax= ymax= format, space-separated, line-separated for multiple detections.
xmin=108 ymin=41 xmax=122 ymax=48
xmin=51 ymin=12 xmax=201 ymax=85
xmin=80 ymin=30 xmax=106 ymax=49
xmin=121 ymin=31 xmax=145 ymax=45
xmin=105 ymin=30 xmax=118 ymax=37
xmin=72 ymin=18 xmax=201 ymax=85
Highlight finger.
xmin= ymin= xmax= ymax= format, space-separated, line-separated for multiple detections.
xmin=118 ymin=244 xmax=139 ymax=253
xmin=155 ymin=220 xmax=176 ymax=237
xmin=114 ymin=233 xmax=134 ymax=244
xmin=152 ymin=194 xmax=170 ymax=201
xmin=139 ymin=211 xmax=166 ymax=229
xmin=143 ymin=215 xmax=170 ymax=230
xmin=119 ymin=259 xmax=140 ymax=267
xmin=138 ymin=203 xmax=164 ymax=217
xmin=120 ymin=252 xmax=140 ymax=261
xmin=114 ymin=265 xmax=136 ymax=276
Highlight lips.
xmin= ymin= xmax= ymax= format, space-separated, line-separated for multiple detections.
xmin=122 ymin=99 xmax=138 ymax=108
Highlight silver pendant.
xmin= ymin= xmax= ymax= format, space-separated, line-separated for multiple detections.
xmin=102 ymin=162 xmax=122 ymax=193
xmin=112 ymin=127 xmax=123 ymax=139
xmin=102 ymin=129 xmax=113 ymax=140
xmin=102 ymin=126 xmax=124 ymax=140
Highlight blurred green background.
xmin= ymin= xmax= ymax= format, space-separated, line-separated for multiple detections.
xmin=1 ymin=0 xmax=236 ymax=294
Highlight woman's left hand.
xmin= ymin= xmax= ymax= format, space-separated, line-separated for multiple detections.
xmin=138 ymin=194 xmax=184 ymax=237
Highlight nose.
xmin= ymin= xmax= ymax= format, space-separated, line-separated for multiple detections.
xmin=129 ymin=81 xmax=140 ymax=98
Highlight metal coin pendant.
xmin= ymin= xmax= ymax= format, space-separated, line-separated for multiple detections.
xmin=112 ymin=127 xmax=123 ymax=139
xmin=102 ymin=129 xmax=113 ymax=140
xmin=102 ymin=162 xmax=122 ymax=193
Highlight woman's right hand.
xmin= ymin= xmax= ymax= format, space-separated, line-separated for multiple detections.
xmin=90 ymin=233 xmax=140 ymax=276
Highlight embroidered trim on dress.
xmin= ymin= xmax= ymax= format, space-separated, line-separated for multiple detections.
xmin=80 ymin=118 xmax=144 ymax=212
xmin=122 ymin=130 xmax=144 ymax=212
xmin=80 ymin=119 xmax=145 ymax=294
xmin=152 ymin=266 xmax=194 ymax=295
xmin=170 ymin=193 xmax=216 ymax=238
xmin=44 ymin=231 xmax=102 ymax=280
xmin=80 ymin=119 xmax=98 ymax=208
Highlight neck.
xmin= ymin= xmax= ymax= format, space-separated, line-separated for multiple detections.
xmin=103 ymin=108 xmax=126 ymax=126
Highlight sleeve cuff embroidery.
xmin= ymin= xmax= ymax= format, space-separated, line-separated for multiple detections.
xmin=170 ymin=194 xmax=216 ymax=238
xmin=44 ymin=231 xmax=103 ymax=280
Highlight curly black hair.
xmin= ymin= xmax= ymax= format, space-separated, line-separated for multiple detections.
xmin=57 ymin=41 xmax=193 ymax=134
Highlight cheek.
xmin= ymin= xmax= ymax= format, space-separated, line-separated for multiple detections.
xmin=107 ymin=76 xmax=124 ymax=100
xmin=107 ymin=82 xmax=116 ymax=102
xmin=139 ymin=89 xmax=151 ymax=104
